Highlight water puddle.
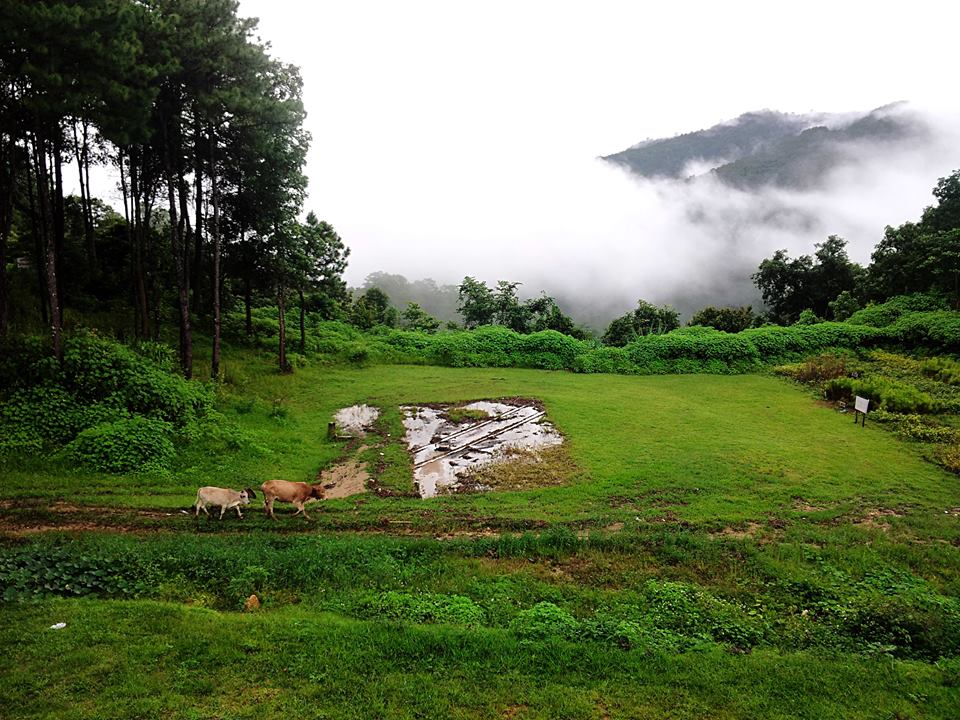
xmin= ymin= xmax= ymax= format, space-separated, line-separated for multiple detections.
xmin=334 ymin=404 xmax=380 ymax=436
xmin=401 ymin=400 xmax=563 ymax=498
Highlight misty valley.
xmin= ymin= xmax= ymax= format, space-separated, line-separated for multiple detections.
xmin=2 ymin=3 xmax=960 ymax=719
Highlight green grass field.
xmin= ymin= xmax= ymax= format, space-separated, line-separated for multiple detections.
xmin=2 ymin=354 xmax=959 ymax=718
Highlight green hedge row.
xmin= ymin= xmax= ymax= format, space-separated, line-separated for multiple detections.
xmin=226 ymin=295 xmax=960 ymax=374
xmin=275 ymin=320 xmax=900 ymax=375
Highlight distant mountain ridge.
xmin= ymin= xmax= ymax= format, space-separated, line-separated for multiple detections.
xmin=602 ymin=103 xmax=925 ymax=190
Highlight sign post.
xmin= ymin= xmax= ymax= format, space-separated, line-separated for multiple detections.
xmin=853 ymin=396 xmax=869 ymax=427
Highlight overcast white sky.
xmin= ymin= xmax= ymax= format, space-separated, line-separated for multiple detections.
xmin=233 ymin=1 xmax=960 ymax=305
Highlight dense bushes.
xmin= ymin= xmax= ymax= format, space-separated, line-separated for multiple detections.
xmin=63 ymin=417 xmax=175 ymax=473
xmin=847 ymin=293 xmax=947 ymax=327
xmin=242 ymin=308 xmax=958 ymax=377
xmin=922 ymin=357 xmax=960 ymax=385
xmin=218 ymin=295 xmax=960 ymax=375
xmin=824 ymin=377 xmax=936 ymax=413
xmin=884 ymin=311 xmax=960 ymax=350
xmin=871 ymin=411 xmax=959 ymax=443
xmin=0 ymin=333 xmax=212 ymax=471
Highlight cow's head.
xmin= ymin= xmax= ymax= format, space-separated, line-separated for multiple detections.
xmin=310 ymin=484 xmax=326 ymax=500
xmin=244 ymin=487 xmax=257 ymax=501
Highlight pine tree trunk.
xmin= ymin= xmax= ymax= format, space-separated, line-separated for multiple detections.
xmin=193 ymin=117 xmax=203 ymax=311
xmin=34 ymin=132 xmax=62 ymax=363
xmin=52 ymin=128 xmax=65 ymax=316
xmin=0 ymin=130 xmax=14 ymax=337
xmin=278 ymin=286 xmax=290 ymax=373
xmin=82 ymin=123 xmax=94 ymax=255
xmin=298 ymin=287 xmax=306 ymax=354
xmin=165 ymin=136 xmax=192 ymax=378
xmin=123 ymin=150 xmax=150 ymax=338
xmin=210 ymin=138 xmax=221 ymax=380
xmin=177 ymin=173 xmax=192 ymax=310
xmin=71 ymin=120 xmax=95 ymax=265
xmin=24 ymin=150 xmax=48 ymax=324
xmin=244 ymin=275 xmax=253 ymax=337
xmin=144 ymin=194 xmax=161 ymax=341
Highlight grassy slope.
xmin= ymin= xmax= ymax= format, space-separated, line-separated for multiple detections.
xmin=2 ymin=355 xmax=959 ymax=718
xmin=3 ymin=360 xmax=954 ymax=532
xmin=2 ymin=600 xmax=955 ymax=720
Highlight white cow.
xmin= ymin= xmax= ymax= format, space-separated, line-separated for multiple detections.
xmin=194 ymin=486 xmax=256 ymax=519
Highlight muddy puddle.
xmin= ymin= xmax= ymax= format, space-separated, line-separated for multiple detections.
xmin=334 ymin=404 xmax=380 ymax=436
xmin=401 ymin=400 xmax=563 ymax=498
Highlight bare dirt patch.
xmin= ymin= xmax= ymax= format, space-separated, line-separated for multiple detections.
xmin=792 ymin=498 xmax=829 ymax=512
xmin=318 ymin=448 xmax=371 ymax=500
xmin=2 ymin=522 xmax=107 ymax=536
xmin=853 ymin=507 xmax=907 ymax=531
xmin=711 ymin=521 xmax=764 ymax=539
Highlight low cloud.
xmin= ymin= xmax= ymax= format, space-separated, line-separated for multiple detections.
xmin=339 ymin=105 xmax=960 ymax=327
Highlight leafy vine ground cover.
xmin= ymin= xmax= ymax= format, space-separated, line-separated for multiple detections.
xmin=1 ymin=341 xmax=959 ymax=718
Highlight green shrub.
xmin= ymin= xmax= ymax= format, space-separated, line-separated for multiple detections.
xmin=842 ymin=593 xmax=960 ymax=660
xmin=360 ymin=591 xmax=485 ymax=626
xmin=222 ymin=306 xmax=280 ymax=341
xmin=883 ymin=311 xmax=960 ymax=350
xmin=795 ymin=309 xmax=823 ymax=325
xmin=65 ymin=335 xmax=212 ymax=426
xmin=775 ymin=353 xmax=848 ymax=382
xmin=640 ymin=581 xmax=766 ymax=649
xmin=510 ymin=602 xmax=580 ymax=641
xmin=0 ymin=544 xmax=151 ymax=601
xmin=921 ymin=357 xmax=960 ymax=385
xmin=847 ymin=294 xmax=948 ymax=327
xmin=870 ymin=412 xmax=958 ymax=443
xmin=579 ymin=615 xmax=696 ymax=652
xmin=227 ymin=565 xmax=270 ymax=608
xmin=63 ymin=417 xmax=175 ymax=473
xmin=0 ymin=334 xmax=213 ymax=461
xmin=935 ymin=444 xmax=960 ymax=473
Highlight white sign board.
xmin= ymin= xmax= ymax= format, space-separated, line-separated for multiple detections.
xmin=854 ymin=396 xmax=870 ymax=414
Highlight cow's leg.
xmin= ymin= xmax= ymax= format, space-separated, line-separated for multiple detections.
xmin=297 ymin=501 xmax=311 ymax=520
xmin=235 ymin=506 xmax=243 ymax=519
xmin=266 ymin=497 xmax=275 ymax=519
xmin=219 ymin=505 xmax=226 ymax=519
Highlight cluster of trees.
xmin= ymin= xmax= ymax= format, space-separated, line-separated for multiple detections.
xmin=601 ymin=300 xmax=681 ymax=346
xmin=0 ymin=0 xmax=349 ymax=375
xmin=753 ymin=170 xmax=960 ymax=324
xmin=344 ymin=277 xmax=586 ymax=339
xmin=456 ymin=277 xmax=587 ymax=338
xmin=687 ymin=305 xmax=756 ymax=333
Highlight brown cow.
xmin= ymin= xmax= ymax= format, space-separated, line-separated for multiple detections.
xmin=261 ymin=479 xmax=325 ymax=519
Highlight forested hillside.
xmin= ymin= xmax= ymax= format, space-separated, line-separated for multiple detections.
xmin=603 ymin=103 xmax=924 ymax=189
